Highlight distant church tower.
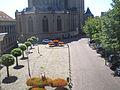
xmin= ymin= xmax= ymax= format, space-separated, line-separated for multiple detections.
xmin=83 ymin=7 xmax=94 ymax=25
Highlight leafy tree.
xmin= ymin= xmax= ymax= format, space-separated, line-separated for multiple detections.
xmin=1 ymin=54 xmax=15 ymax=77
xmin=27 ymin=36 xmax=38 ymax=46
xmin=83 ymin=0 xmax=120 ymax=55
xmin=100 ymin=0 xmax=120 ymax=54
xmin=31 ymin=36 xmax=37 ymax=43
xmin=11 ymin=48 xmax=22 ymax=66
xmin=19 ymin=44 xmax=27 ymax=58
xmin=27 ymin=38 xmax=34 ymax=44
xmin=101 ymin=14 xmax=120 ymax=54
xmin=83 ymin=17 xmax=102 ymax=46
xmin=24 ymin=41 xmax=32 ymax=49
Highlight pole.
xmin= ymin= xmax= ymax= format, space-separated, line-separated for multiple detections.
xmin=67 ymin=44 xmax=73 ymax=89
xmin=26 ymin=51 xmax=31 ymax=78
xmin=37 ymin=38 xmax=40 ymax=54
xmin=38 ymin=45 xmax=40 ymax=54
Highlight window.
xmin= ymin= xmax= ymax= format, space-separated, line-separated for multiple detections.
xmin=57 ymin=16 xmax=62 ymax=31
xmin=28 ymin=16 xmax=33 ymax=32
xmin=19 ymin=18 xmax=22 ymax=32
xmin=42 ymin=16 xmax=49 ymax=32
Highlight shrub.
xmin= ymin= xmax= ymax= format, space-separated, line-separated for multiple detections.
xmin=26 ymin=77 xmax=40 ymax=86
xmin=58 ymin=42 xmax=64 ymax=44
xmin=19 ymin=44 xmax=27 ymax=58
xmin=53 ymin=40 xmax=59 ymax=43
xmin=27 ymin=38 xmax=34 ymax=43
xmin=24 ymin=41 xmax=32 ymax=48
xmin=26 ymin=77 xmax=53 ymax=87
xmin=48 ymin=42 xmax=54 ymax=45
xmin=52 ymin=78 xmax=68 ymax=87
xmin=31 ymin=36 xmax=37 ymax=42
xmin=1 ymin=54 xmax=15 ymax=77
xmin=11 ymin=48 xmax=22 ymax=66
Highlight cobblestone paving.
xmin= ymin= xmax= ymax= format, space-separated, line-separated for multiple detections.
xmin=1 ymin=44 xmax=69 ymax=90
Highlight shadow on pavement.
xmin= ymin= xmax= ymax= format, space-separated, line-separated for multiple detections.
xmin=20 ymin=57 xmax=28 ymax=60
xmin=62 ymin=35 xmax=88 ymax=44
xmin=55 ymin=87 xmax=68 ymax=90
xmin=13 ymin=65 xmax=24 ymax=69
xmin=2 ymin=76 xmax=18 ymax=84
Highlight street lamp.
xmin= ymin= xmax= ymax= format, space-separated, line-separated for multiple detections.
xmin=26 ymin=50 xmax=31 ymax=78
xmin=37 ymin=38 xmax=40 ymax=54
xmin=67 ymin=44 xmax=73 ymax=89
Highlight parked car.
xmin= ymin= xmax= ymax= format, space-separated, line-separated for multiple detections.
xmin=42 ymin=39 xmax=52 ymax=44
xmin=108 ymin=54 xmax=120 ymax=70
xmin=114 ymin=66 xmax=120 ymax=76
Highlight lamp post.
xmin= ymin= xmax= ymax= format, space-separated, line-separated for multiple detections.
xmin=37 ymin=38 xmax=40 ymax=54
xmin=67 ymin=44 xmax=73 ymax=89
xmin=26 ymin=50 xmax=31 ymax=78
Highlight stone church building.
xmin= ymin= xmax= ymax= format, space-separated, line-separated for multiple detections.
xmin=16 ymin=0 xmax=84 ymax=42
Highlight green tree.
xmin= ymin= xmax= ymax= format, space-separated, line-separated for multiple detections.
xmin=1 ymin=54 xmax=15 ymax=77
xmin=83 ymin=0 xmax=120 ymax=56
xmin=101 ymin=0 xmax=120 ymax=54
xmin=27 ymin=38 xmax=34 ymax=44
xmin=27 ymin=36 xmax=38 ymax=46
xmin=19 ymin=44 xmax=27 ymax=58
xmin=83 ymin=17 xmax=102 ymax=46
xmin=24 ymin=41 xmax=32 ymax=49
xmin=31 ymin=36 xmax=37 ymax=44
xmin=11 ymin=48 xmax=22 ymax=66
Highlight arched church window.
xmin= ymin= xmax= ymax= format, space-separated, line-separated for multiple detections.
xmin=28 ymin=16 xmax=33 ymax=32
xmin=19 ymin=18 xmax=22 ymax=32
xmin=57 ymin=16 xmax=62 ymax=31
xmin=42 ymin=16 xmax=49 ymax=32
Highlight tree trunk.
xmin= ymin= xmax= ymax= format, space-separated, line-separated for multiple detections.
xmin=16 ymin=57 xmax=18 ymax=66
xmin=22 ymin=51 xmax=24 ymax=58
xmin=6 ymin=66 xmax=9 ymax=77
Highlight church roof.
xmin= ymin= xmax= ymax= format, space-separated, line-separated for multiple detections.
xmin=0 ymin=11 xmax=15 ymax=21
xmin=85 ymin=7 xmax=93 ymax=14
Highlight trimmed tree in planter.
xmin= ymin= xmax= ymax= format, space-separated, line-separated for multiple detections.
xmin=24 ymin=41 xmax=32 ymax=50
xmin=11 ymin=48 xmax=22 ymax=66
xmin=27 ymin=38 xmax=34 ymax=48
xmin=31 ymin=36 xmax=37 ymax=45
xmin=19 ymin=44 xmax=27 ymax=58
xmin=27 ymin=38 xmax=34 ymax=44
xmin=1 ymin=54 xmax=15 ymax=77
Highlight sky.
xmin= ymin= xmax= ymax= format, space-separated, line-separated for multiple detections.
xmin=0 ymin=0 xmax=112 ymax=19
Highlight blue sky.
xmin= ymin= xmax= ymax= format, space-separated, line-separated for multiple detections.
xmin=0 ymin=0 xmax=112 ymax=18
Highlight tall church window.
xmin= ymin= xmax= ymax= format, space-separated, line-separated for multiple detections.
xmin=19 ymin=18 xmax=22 ymax=32
xmin=28 ymin=16 xmax=33 ymax=32
xmin=57 ymin=16 xmax=62 ymax=31
xmin=42 ymin=16 xmax=49 ymax=32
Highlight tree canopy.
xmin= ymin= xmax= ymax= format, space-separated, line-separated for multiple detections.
xmin=83 ymin=0 xmax=120 ymax=54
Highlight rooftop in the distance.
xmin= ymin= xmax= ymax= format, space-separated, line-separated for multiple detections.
xmin=0 ymin=11 xmax=15 ymax=21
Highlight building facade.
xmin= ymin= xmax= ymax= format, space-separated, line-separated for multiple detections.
xmin=0 ymin=11 xmax=17 ymax=56
xmin=16 ymin=0 xmax=84 ymax=42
